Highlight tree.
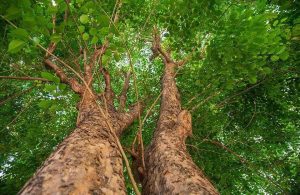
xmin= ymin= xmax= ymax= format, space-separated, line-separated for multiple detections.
xmin=0 ymin=0 xmax=299 ymax=194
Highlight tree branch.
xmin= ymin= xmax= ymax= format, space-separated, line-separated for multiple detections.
xmin=0 ymin=76 xmax=49 ymax=82
xmin=118 ymin=71 xmax=131 ymax=112
xmin=83 ymin=48 xmax=93 ymax=86
xmin=100 ymin=67 xmax=115 ymax=106
xmin=151 ymin=27 xmax=174 ymax=64
xmin=0 ymin=86 xmax=35 ymax=106
xmin=44 ymin=59 xmax=82 ymax=93
xmin=204 ymin=139 xmax=247 ymax=163
xmin=115 ymin=101 xmax=143 ymax=136
xmin=113 ymin=0 xmax=123 ymax=24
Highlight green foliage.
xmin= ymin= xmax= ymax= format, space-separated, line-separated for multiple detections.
xmin=0 ymin=0 xmax=299 ymax=194
xmin=8 ymin=40 xmax=26 ymax=53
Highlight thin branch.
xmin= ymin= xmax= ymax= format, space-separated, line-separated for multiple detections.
xmin=44 ymin=59 xmax=82 ymax=93
xmin=204 ymin=139 xmax=247 ymax=163
xmin=100 ymin=67 xmax=115 ymax=106
xmin=0 ymin=76 xmax=49 ymax=82
xmin=190 ymin=90 xmax=220 ymax=112
xmin=204 ymin=139 xmax=285 ymax=192
xmin=118 ymin=71 xmax=131 ymax=112
xmin=151 ymin=27 xmax=173 ymax=63
xmin=1 ymin=99 xmax=34 ymax=132
xmin=216 ymin=80 xmax=264 ymax=109
xmin=91 ymin=42 xmax=108 ymax=72
xmin=186 ymin=83 xmax=212 ymax=106
xmin=245 ymin=100 xmax=256 ymax=129
xmin=0 ymin=86 xmax=35 ymax=106
xmin=113 ymin=0 xmax=122 ymax=24
xmin=83 ymin=48 xmax=93 ymax=85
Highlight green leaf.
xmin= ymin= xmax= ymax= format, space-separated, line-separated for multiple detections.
xmin=276 ymin=46 xmax=286 ymax=55
xmin=22 ymin=15 xmax=37 ymax=29
xmin=91 ymin=36 xmax=99 ymax=44
xmin=32 ymin=37 xmax=40 ymax=45
xmin=249 ymin=76 xmax=257 ymax=84
xmin=99 ymin=27 xmax=109 ymax=36
xmin=41 ymin=72 xmax=60 ymax=83
xmin=273 ymin=20 xmax=278 ymax=26
xmin=50 ymin=34 xmax=62 ymax=43
xmin=79 ymin=14 xmax=89 ymax=24
xmin=262 ymin=67 xmax=272 ymax=74
xmin=5 ymin=6 xmax=21 ymax=19
xmin=281 ymin=17 xmax=288 ymax=23
xmin=10 ymin=28 xmax=29 ymax=40
xmin=89 ymin=28 xmax=97 ymax=36
xmin=279 ymin=51 xmax=289 ymax=61
xmin=271 ymin=55 xmax=279 ymax=61
xmin=8 ymin=40 xmax=26 ymax=53
xmin=102 ymin=55 xmax=110 ymax=64
xmin=114 ymin=52 xmax=121 ymax=62
xmin=44 ymin=84 xmax=57 ymax=92
xmin=98 ymin=15 xmax=110 ymax=27
xmin=38 ymin=100 xmax=52 ymax=109
xmin=78 ymin=25 xmax=85 ymax=33
xmin=48 ymin=6 xmax=58 ymax=14
xmin=82 ymin=33 xmax=90 ymax=41
xmin=49 ymin=104 xmax=57 ymax=113
xmin=59 ymin=84 xmax=67 ymax=90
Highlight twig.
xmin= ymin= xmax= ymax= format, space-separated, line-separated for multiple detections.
xmin=245 ymin=100 xmax=256 ymax=129
xmin=0 ymin=86 xmax=35 ymax=106
xmin=0 ymin=76 xmax=49 ymax=82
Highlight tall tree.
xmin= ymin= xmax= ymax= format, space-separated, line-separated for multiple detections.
xmin=19 ymin=46 xmax=142 ymax=194
xmin=0 ymin=0 xmax=299 ymax=194
xmin=142 ymin=30 xmax=218 ymax=194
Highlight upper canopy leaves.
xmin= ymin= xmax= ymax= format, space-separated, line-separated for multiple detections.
xmin=0 ymin=0 xmax=299 ymax=194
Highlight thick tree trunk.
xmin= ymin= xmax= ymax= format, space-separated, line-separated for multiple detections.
xmin=19 ymin=93 xmax=140 ymax=195
xmin=143 ymin=62 xmax=219 ymax=194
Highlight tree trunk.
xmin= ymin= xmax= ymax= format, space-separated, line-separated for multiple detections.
xmin=143 ymin=62 xmax=219 ymax=195
xmin=19 ymin=92 xmax=140 ymax=195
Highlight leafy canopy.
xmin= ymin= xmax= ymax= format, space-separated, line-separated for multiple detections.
xmin=0 ymin=0 xmax=299 ymax=194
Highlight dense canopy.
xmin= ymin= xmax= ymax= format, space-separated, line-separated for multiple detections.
xmin=0 ymin=0 xmax=299 ymax=194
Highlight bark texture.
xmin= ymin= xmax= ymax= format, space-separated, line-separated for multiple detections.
xmin=20 ymin=37 xmax=140 ymax=195
xmin=19 ymin=92 xmax=140 ymax=195
xmin=19 ymin=6 xmax=139 ymax=193
xmin=143 ymin=33 xmax=219 ymax=194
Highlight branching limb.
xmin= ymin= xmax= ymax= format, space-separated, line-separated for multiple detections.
xmin=0 ymin=76 xmax=49 ymax=82
xmin=115 ymin=101 xmax=143 ymax=136
xmin=113 ymin=0 xmax=123 ymax=24
xmin=100 ymin=67 xmax=115 ymax=106
xmin=151 ymin=27 xmax=201 ymax=67
xmin=83 ymin=48 xmax=93 ymax=86
xmin=151 ymin=27 xmax=174 ymax=64
xmin=92 ymin=42 xmax=108 ymax=69
xmin=118 ymin=71 xmax=131 ymax=112
xmin=44 ymin=59 xmax=82 ymax=93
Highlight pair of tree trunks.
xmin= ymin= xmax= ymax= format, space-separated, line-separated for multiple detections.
xmin=19 ymin=34 xmax=218 ymax=194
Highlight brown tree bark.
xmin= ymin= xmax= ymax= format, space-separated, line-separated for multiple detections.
xmin=19 ymin=37 xmax=142 ymax=193
xmin=19 ymin=90 xmax=140 ymax=194
xmin=142 ymin=32 xmax=219 ymax=194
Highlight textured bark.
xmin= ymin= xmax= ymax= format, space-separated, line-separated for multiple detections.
xmin=19 ymin=92 xmax=140 ymax=195
xmin=119 ymin=71 xmax=131 ymax=112
xmin=143 ymin=61 xmax=219 ymax=194
xmin=44 ymin=59 xmax=82 ymax=93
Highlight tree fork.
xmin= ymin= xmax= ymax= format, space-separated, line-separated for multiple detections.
xmin=19 ymin=21 xmax=142 ymax=193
